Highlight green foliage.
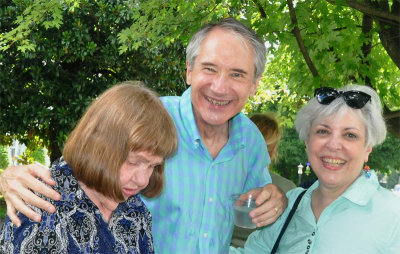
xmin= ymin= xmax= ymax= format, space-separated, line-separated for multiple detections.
xmin=0 ymin=146 xmax=9 ymax=169
xmin=377 ymin=166 xmax=400 ymax=190
xmin=368 ymin=133 xmax=400 ymax=174
xmin=0 ymin=0 xmax=63 ymax=52
xmin=0 ymin=181 xmax=5 ymax=219
xmin=16 ymin=146 xmax=46 ymax=165
xmin=0 ymin=168 xmax=4 ymax=219
xmin=0 ymin=0 xmax=187 ymax=162
xmin=246 ymin=0 xmax=400 ymax=121
xmin=269 ymin=128 xmax=316 ymax=185
xmin=0 ymin=200 xmax=5 ymax=220
xmin=31 ymin=147 xmax=46 ymax=165
xmin=1 ymin=0 xmax=400 ymax=162
xmin=16 ymin=150 xmax=34 ymax=165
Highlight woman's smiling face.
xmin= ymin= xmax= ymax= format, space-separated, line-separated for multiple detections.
xmin=306 ymin=109 xmax=372 ymax=193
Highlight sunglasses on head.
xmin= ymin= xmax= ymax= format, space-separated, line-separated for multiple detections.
xmin=314 ymin=87 xmax=371 ymax=109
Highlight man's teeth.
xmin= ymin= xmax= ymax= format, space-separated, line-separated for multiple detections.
xmin=207 ymin=97 xmax=230 ymax=106
xmin=322 ymin=158 xmax=345 ymax=166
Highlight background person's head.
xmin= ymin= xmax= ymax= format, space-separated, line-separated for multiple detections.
xmin=63 ymin=81 xmax=178 ymax=202
xmin=250 ymin=113 xmax=282 ymax=160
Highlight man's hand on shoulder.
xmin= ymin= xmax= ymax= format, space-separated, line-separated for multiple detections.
xmin=0 ymin=163 xmax=60 ymax=226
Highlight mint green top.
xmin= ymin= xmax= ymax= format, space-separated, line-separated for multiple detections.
xmin=230 ymin=171 xmax=400 ymax=254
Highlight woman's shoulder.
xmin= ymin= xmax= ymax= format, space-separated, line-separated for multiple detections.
xmin=123 ymin=195 xmax=151 ymax=216
xmin=286 ymin=187 xmax=309 ymax=205
xmin=373 ymin=186 xmax=400 ymax=211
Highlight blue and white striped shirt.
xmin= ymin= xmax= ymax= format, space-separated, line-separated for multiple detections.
xmin=143 ymin=87 xmax=271 ymax=254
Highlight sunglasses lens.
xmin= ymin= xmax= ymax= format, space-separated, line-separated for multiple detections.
xmin=315 ymin=88 xmax=338 ymax=104
xmin=343 ymin=91 xmax=371 ymax=109
xmin=314 ymin=87 xmax=371 ymax=109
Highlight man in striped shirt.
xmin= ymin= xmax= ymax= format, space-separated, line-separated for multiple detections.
xmin=0 ymin=18 xmax=287 ymax=253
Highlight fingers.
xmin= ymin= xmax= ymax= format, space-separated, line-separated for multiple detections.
xmin=6 ymin=201 xmax=22 ymax=227
xmin=18 ymin=170 xmax=60 ymax=201
xmin=6 ymin=164 xmax=60 ymax=201
xmin=250 ymin=197 xmax=284 ymax=227
xmin=249 ymin=183 xmax=287 ymax=227
xmin=254 ymin=186 xmax=272 ymax=206
xmin=9 ymin=179 xmax=57 ymax=213
xmin=6 ymin=193 xmax=42 ymax=226
xmin=0 ymin=164 xmax=60 ymax=226
xmin=30 ymin=163 xmax=56 ymax=186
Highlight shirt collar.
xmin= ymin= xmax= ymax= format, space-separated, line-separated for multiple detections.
xmin=341 ymin=170 xmax=379 ymax=205
xmin=306 ymin=170 xmax=379 ymax=206
xmin=179 ymin=87 xmax=202 ymax=147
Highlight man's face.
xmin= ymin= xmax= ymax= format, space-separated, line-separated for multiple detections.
xmin=186 ymin=28 xmax=261 ymax=130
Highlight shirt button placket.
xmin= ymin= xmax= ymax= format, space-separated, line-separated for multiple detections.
xmin=305 ymin=231 xmax=315 ymax=254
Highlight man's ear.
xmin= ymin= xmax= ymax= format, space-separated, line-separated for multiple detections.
xmin=186 ymin=61 xmax=192 ymax=86
xmin=249 ymin=75 xmax=261 ymax=97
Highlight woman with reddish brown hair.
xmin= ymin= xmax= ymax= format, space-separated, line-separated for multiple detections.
xmin=0 ymin=81 xmax=177 ymax=253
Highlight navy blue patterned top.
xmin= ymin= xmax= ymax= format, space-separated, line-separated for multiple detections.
xmin=0 ymin=158 xmax=155 ymax=253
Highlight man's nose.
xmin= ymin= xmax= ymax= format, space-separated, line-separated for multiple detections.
xmin=210 ymin=73 xmax=229 ymax=94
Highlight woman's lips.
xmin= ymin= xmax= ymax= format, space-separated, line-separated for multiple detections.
xmin=122 ymin=188 xmax=138 ymax=197
xmin=321 ymin=157 xmax=346 ymax=170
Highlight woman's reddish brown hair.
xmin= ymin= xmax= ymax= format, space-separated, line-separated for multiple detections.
xmin=63 ymin=81 xmax=177 ymax=201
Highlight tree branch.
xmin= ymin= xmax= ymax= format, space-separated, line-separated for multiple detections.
xmin=361 ymin=14 xmax=373 ymax=87
xmin=326 ymin=0 xmax=400 ymax=23
xmin=384 ymin=106 xmax=400 ymax=119
xmin=252 ymin=0 xmax=267 ymax=18
xmin=287 ymin=0 xmax=319 ymax=77
xmin=384 ymin=108 xmax=400 ymax=138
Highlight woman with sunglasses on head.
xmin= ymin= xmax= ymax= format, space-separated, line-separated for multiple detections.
xmin=230 ymin=84 xmax=400 ymax=254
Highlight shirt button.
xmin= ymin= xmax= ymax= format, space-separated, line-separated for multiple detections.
xmin=308 ymin=239 xmax=312 ymax=244
xmin=203 ymin=233 xmax=208 ymax=238
xmin=209 ymin=197 xmax=213 ymax=203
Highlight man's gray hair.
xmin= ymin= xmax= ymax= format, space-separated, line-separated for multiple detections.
xmin=186 ymin=18 xmax=266 ymax=81
xmin=295 ymin=84 xmax=386 ymax=147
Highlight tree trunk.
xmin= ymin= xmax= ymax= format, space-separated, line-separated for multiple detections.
xmin=48 ymin=122 xmax=62 ymax=165
xmin=361 ymin=14 xmax=373 ymax=87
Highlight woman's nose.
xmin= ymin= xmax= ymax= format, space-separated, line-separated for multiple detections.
xmin=326 ymin=135 xmax=341 ymax=150
xmin=133 ymin=168 xmax=151 ymax=188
